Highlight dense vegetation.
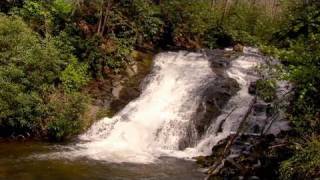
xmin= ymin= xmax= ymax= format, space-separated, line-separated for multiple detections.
xmin=260 ymin=1 xmax=320 ymax=179
xmin=0 ymin=0 xmax=279 ymax=140
xmin=0 ymin=0 xmax=319 ymax=179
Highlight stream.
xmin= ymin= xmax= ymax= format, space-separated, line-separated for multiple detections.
xmin=0 ymin=141 xmax=205 ymax=180
xmin=0 ymin=48 xmax=268 ymax=180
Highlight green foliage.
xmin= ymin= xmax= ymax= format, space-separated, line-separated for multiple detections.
xmin=280 ymin=138 xmax=320 ymax=180
xmin=161 ymin=0 xmax=216 ymax=48
xmin=52 ymin=0 xmax=74 ymax=15
xmin=256 ymin=79 xmax=277 ymax=102
xmin=13 ymin=0 xmax=74 ymax=35
xmin=47 ymin=92 xmax=89 ymax=141
xmin=222 ymin=1 xmax=281 ymax=45
xmin=273 ymin=1 xmax=320 ymax=45
xmin=262 ymin=38 xmax=320 ymax=136
xmin=157 ymin=0 xmax=281 ymax=48
xmin=0 ymin=15 xmax=64 ymax=135
xmin=204 ymin=27 xmax=233 ymax=49
xmin=128 ymin=0 xmax=164 ymax=43
xmin=14 ymin=0 xmax=52 ymax=34
xmin=261 ymin=1 xmax=320 ymax=136
xmin=261 ymin=3 xmax=320 ymax=178
xmin=163 ymin=0 xmax=215 ymax=35
xmin=61 ymin=57 xmax=90 ymax=92
xmin=0 ymin=15 xmax=89 ymax=139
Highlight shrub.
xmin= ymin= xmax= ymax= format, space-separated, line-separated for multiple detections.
xmin=0 ymin=15 xmax=88 ymax=139
xmin=280 ymin=138 xmax=320 ymax=180
xmin=52 ymin=0 xmax=74 ymax=15
xmin=61 ymin=57 xmax=90 ymax=92
xmin=47 ymin=92 xmax=90 ymax=141
xmin=161 ymin=0 xmax=216 ymax=48
xmin=126 ymin=0 xmax=164 ymax=43
xmin=222 ymin=1 xmax=281 ymax=45
xmin=256 ymin=79 xmax=277 ymax=102
xmin=0 ymin=15 xmax=64 ymax=135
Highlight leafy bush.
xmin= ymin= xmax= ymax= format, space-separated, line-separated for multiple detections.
xmin=161 ymin=0 xmax=216 ymax=48
xmin=14 ymin=0 xmax=52 ymax=34
xmin=261 ymin=2 xmax=320 ymax=178
xmin=0 ymin=15 xmax=89 ymax=139
xmin=256 ymin=79 xmax=277 ymax=102
xmin=126 ymin=0 xmax=164 ymax=43
xmin=222 ymin=1 xmax=281 ymax=45
xmin=0 ymin=15 xmax=64 ymax=135
xmin=47 ymin=92 xmax=90 ymax=141
xmin=13 ymin=0 xmax=75 ymax=35
xmin=280 ymin=138 xmax=320 ymax=180
xmin=52 ymin=0 xmax=74 ymax=15
xmin=262 ymin=38 xmax=320 ymax=136
xmin=61 ymin=57 xmax=90 ymax=92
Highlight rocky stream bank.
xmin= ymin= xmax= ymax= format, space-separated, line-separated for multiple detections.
xmin=195 ymin=47 xmax=292 ymax=180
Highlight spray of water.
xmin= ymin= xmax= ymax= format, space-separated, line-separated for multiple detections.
xmin=51 ymin=48 xmax=262 ymax=163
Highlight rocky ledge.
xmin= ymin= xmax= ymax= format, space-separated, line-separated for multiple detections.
xmin=195 ymin=51 xmax=292 ymax=180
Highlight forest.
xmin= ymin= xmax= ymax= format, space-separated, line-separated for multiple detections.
xmin=0 ymin=0 xmax=319 ymax=179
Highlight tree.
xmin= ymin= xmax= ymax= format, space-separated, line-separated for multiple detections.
xmin=0 ymin=15 xmax=88 ymax=138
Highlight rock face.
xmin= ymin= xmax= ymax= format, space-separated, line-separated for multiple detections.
xmin=197 ymin=74 xmax=292 ymax=179
xmin=84 ymin=50 xmax=154 ymax=120
xmin=179 ymin=49 xmax=241 ymax=149
xmin=109 ymin=51 xmax=154 ymax=113
xmin=194 ymin=77 xmax=240 ymax=137
xmin=200 ymin=134 xmax=289 ymax=180
xmin=249 ymin=81 xmax=257 ymax=95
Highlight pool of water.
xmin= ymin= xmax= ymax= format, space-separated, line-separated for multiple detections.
xmin=0 ymin=141 xmax=205 ymax=180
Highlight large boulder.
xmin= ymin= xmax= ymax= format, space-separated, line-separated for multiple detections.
xmin=179 ymin=76 xmax=240 ymax=149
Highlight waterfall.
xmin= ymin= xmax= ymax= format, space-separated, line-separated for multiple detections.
xmin=58 ymin=48 xmax=262 ymax=163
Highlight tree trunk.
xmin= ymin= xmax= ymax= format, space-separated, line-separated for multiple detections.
xmin=97 ymin=0 xmax=105 ymax=36
xmin=101 ymin=1 xmax=111 ymax=36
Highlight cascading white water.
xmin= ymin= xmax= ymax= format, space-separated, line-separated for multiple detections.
xmin=56 ymin=48 xmax=263 ymax=163
xmin=73 ymin=51 xmax=217 ymax=163
xmin=193 ymin=48 xmax=262 ymax=155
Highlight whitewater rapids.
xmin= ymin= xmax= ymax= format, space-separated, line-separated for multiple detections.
xmin=51 ymin=48 xmax=262 ymax=163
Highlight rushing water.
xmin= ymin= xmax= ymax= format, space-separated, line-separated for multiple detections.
xmin=55 ymin=48 xmax=262 ymax=163
xmin=0 ymin=48 xmax=264 ymax=179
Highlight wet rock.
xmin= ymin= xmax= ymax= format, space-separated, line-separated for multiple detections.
xmin=16 ymin=135 xmax=25 ymax=141
xmin=205 ymin=49 xmax=237 ymax=70
xmin=201 ymin=49 xmax=292 ymax=180
xmin=253 ymin=103 xmax=268 ymax=115
xmin=248 ymin=81 xmax=257 ymax=95
xmin=266 ymin=104 xmax=273 ymax=117
xmin=201 ymin=133 xmax=288 ymax=180
xmin=193 ymin=77 xmax=240 ymax=138
xmin=252 ymin=125 xmax=260 ymax=134
xmin=194 ymin=156 xmax=212 ymax=167
xmin=211 ymin=59 xmax=229 ymax=68
xmin=179 ymin=49 xmax=240 ymax=149
xmin=112 ymin=85 xmax=123 ymax=99
xmin=234 ymin=44 xmax=244 ymax=52
xmin=126 ymin=62 xmax=138 ymax=77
